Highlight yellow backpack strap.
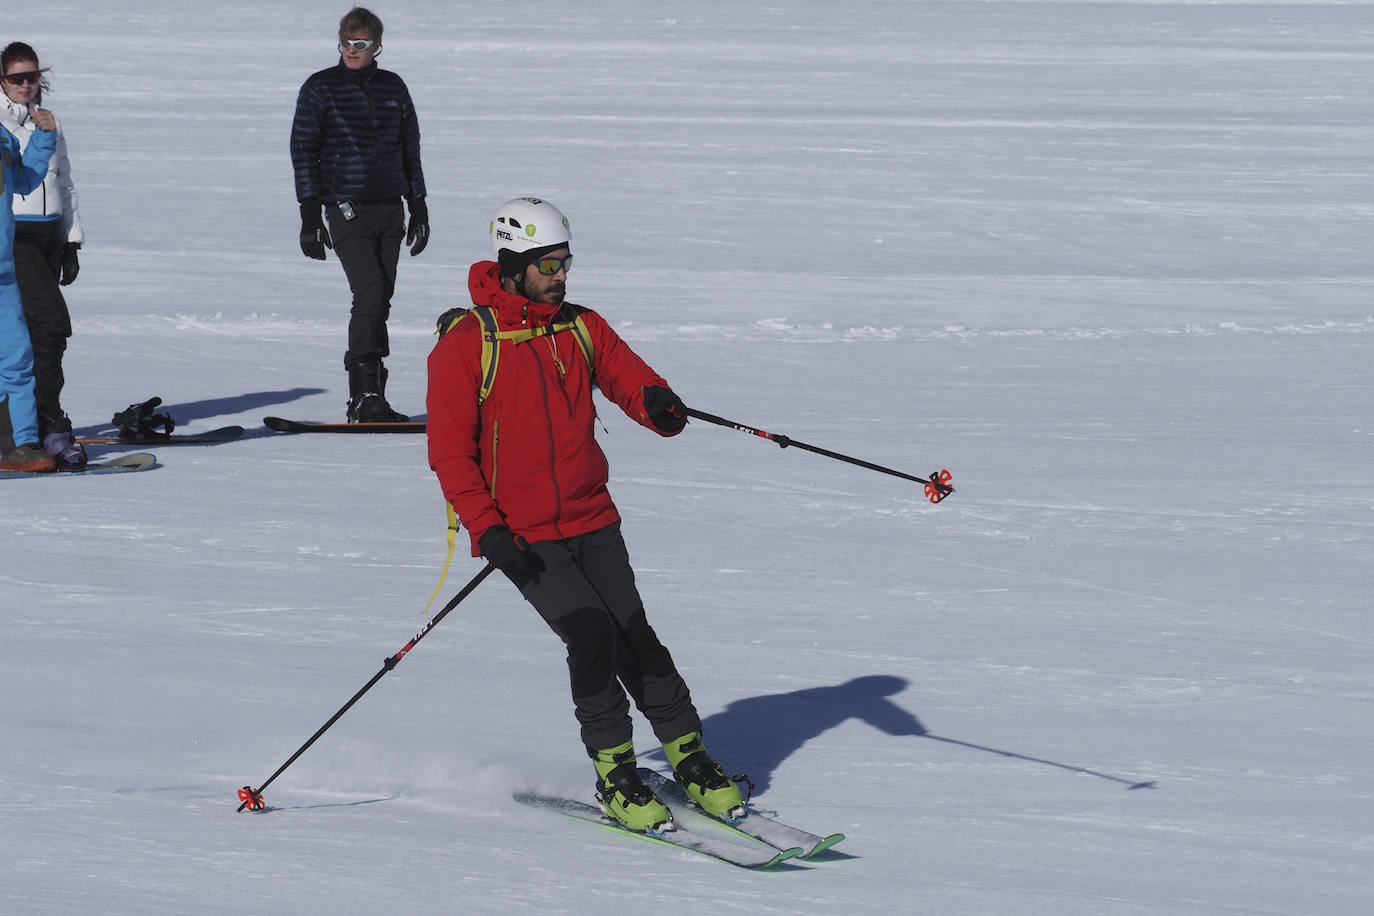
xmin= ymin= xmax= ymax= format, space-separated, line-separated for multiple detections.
xmin=498 ymin=306 xmax=594 ymax=378
xmin=568 ymin=311 xmax=595 ymax=385
xmin=468 ymin=305 xmax=501 ymax=406
xmin=473 ymin=305 xmax=595 ymax=394
xmin=423 ymin=306 xmax=493 ymax=613
xmin=432 ymin=306 xmax=501 ymax=404
xmin=422 ymin=502 xmax=462 ymax=615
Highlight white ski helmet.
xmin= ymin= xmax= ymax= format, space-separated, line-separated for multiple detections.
xmin=490 ymin=197 xmax=571 ymax=259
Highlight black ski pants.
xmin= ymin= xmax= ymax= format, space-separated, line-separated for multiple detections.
xmin=325 ymin=202 xmax=403 ymax=370
xmin=13 ymin=220 xmax=71 ymax=423
xmin=510 ymin=522 xmax=702 ymax=752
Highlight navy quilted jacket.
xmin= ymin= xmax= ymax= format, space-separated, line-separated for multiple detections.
xmin=290 ymin=59 xmax=426 ymax=205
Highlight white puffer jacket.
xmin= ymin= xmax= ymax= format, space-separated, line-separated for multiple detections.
xmin=0 ymin=94 xmax=84 ymax=244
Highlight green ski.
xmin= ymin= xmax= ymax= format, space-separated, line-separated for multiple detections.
xmin=639 ymin=768 xmax=846 ymax=859
xmin=514 ymin=790 xmax=803 ymax=869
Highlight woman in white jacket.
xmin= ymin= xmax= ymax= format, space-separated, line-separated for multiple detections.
xmin=1 ymin=41 xmax=85 ymax=467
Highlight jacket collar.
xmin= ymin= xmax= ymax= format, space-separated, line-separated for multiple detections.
xmin=0 ymin=95 xmax=30 ymax=126
xmin=468 ymin=261 xmax=563 ymax=326
xmin=335 ymin=58 xmax=378 ymax=81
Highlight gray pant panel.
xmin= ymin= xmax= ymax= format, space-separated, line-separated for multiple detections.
xmin=515 ymin=523 xmax=701 ymax=750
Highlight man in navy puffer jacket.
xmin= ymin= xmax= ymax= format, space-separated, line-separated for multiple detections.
xmin=290 ymin=6 xmax=427 ymax=422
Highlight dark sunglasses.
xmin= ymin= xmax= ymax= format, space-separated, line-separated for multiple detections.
xmin=338 ymin=39 xmax=376 ymax=51
xmin=534 ymin=255 xmax=573 ymax=276
xmin=2 ymin=71 xmax=40 ymax=85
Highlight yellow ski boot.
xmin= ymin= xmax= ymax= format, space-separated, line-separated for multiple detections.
xmin=589 ymin=740 xmax=673 ymax=835
xmin=663 ymin=731 xmax=745 ymax=823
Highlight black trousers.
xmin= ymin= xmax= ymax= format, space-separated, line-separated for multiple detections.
xmin=325 ymin=202 xmax=404 ymax=370
xmin=13 ymin=220 xmax=71 ymax=422
xmin=511 ymin=522 xmax=702 ymax=751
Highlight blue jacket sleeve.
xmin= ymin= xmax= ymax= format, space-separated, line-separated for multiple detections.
xmin=14 ymin=124 xmax=55 ymax=195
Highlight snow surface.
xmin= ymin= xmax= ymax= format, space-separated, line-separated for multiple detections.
xmin=4 ymin=1 xmax=1372 ymax=913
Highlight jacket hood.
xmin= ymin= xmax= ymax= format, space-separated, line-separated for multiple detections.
xmin=467 ymin=260 xmax=562 ymax=324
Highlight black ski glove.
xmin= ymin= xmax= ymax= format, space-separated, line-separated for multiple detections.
xmin=59 ymin=243 xmax=80 ymax=286
xmin=299 ymin=199 xmax=332 ymax=260
xmin=643 ymin=385 xmax=687 ymax=434
xmin=406 ymin=197 xmax=429 ymax=256
xmin=479 ymin=525 xmax=544 ymax=586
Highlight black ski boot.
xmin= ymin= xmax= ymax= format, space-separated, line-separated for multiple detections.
xmin=346 ymin=361 xmax=409 ymax=423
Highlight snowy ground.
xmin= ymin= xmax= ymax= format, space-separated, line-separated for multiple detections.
xmin=3 ymin=1 xmax=1372 ymax=913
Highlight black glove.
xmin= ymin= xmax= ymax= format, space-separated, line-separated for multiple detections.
xmin=59 ymin=243 xmax=80 ymax=286
xmin=478 ymin=524 xmax=544 ymax=586
xmin=643 ymin=385 xmax=687 ymax=434
xmin=299 ymin=199 xmax=332 ymax=260
xmin=406 ymin=197 xmax=429 ymax=256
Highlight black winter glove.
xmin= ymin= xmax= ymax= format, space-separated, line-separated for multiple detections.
xmin=59 ymin=243 xmax=80 ymax=286
xmin=643 ymin=385 xmax=687 ymax=434
xmin=478 ymin=524 xmax=544 ymax=586
xmin=299 ymin=199 xmax=332 ymax=260
xmin=406 ymin=197 xmax=429 ymax=256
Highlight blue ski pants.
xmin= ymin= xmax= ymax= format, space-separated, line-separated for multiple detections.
xmin=0 ymin=271 xmax=38 ymax=447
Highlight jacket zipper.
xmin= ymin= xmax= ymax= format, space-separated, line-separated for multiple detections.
xmin=540 ymin=337 xmax=565 ymax=538
xmin=488 ymin=419 xmax=499 ymax=497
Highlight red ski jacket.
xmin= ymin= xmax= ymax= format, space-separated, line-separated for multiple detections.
xmin=427 ymin=261 xmax=680 ymax=554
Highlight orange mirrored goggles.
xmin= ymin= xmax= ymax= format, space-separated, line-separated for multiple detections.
xmin=534 ymin=255 xmax=573 ymax=275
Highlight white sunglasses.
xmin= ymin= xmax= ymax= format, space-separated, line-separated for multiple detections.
xmin=339 ymin=39 xmax=376 ymax=51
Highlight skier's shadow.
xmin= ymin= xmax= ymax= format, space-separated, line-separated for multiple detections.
xmin=644 ymin=674 xmax=1154 ymax=794
xmin=643 ymin=675 xmax=922 ymax=795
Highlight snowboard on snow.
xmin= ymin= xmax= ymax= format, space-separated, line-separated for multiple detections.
xmin=264 ymin=417 xmax=425 ymax=434
xmin=1 ymin=452 xmax=158 ymax=480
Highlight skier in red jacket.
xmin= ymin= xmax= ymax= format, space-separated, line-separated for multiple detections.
xmin=427 ymin=198 xmax=743 ymax=835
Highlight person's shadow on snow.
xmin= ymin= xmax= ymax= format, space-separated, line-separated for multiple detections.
xmin=645 ymin=675 xmax=924 ymax=796
xmin=645 ymin=674 xmax=1155 ymax=794
xmin=154 ymin=388 xmax=330 ymax=424
xmin=76 ymin=388 xmax=328 ymax=438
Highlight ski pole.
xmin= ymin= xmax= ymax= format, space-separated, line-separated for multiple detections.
xmin=237 ymin=562 xmax=496 ymax=812
xmin=682 ymin=406 xmax=954 ymax=503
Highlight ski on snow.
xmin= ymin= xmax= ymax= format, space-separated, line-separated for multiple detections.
xmin=637 ymin=768 xmax=846 ymax=859
xmin=263 ymin=417 xmax=426 ymax=434
xmin=1 ymin=453 xmax=158 ymax=480
xmin=513 ymin=790 xmax=804 ymax=870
